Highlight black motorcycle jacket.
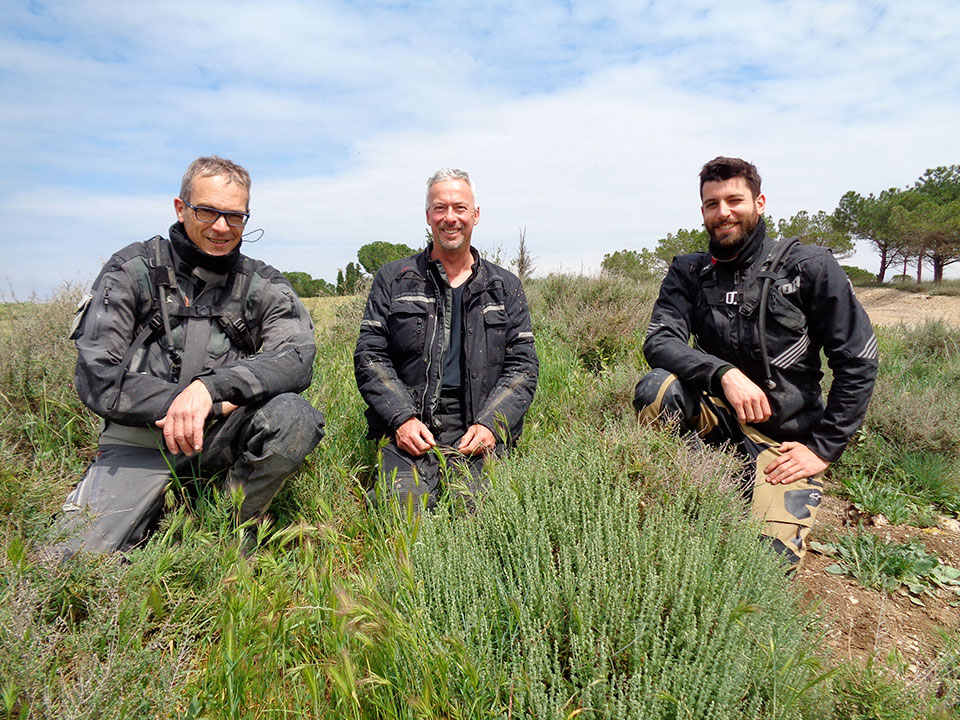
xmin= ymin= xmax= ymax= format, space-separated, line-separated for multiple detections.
xmin=644 ymin=219 xmax=878 ymax=462
xmin=354 ymin=244 xmax=538 ymax=447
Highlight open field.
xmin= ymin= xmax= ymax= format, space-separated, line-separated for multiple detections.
xmin=1 ymin=279 xmax=959 ymax=718
xmin=856 ymin=288 xmax=960 ymax=328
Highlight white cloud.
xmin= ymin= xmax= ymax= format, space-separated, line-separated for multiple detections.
xmin=2 ymin=0 xmax=959 ymax=297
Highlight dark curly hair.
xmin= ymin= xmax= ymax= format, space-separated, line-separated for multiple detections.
xmin=699 ymin=156 xmax=761 ymax=200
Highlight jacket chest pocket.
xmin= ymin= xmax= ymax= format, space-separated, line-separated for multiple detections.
xmin=387 ymin=297 xmax=431 ymax=356
xmin=481 ymin=302 xmax=507 ymax=365
xmin=765 ymin=286 xmax=806 ymax=332
xmin=693 ymin=286 xmax=735 ymax=351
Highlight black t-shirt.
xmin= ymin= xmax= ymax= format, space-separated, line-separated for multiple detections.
xmin=441 ymin=284 xmax=464 ymax=389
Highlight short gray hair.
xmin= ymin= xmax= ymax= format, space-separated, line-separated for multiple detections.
xmin=425 ymin=168 xmax=478 ymax=209
xmin=179 ymin=156 xmax=252 ymax=208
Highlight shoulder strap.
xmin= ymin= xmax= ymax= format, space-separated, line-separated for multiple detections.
xmin=755 ymin=236 xmax=800 ymax=390
xmin=216 ymin=258 xmax=258 ymax=355
xmin=111 ymin=236 xmax=184 ymax=409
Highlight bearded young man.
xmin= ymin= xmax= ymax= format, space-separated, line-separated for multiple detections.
xmin=633 ymin=156 xmax=878 ymax=567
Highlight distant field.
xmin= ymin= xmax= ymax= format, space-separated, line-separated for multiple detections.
xmin=300 ymin=294 xmax=359 ymax=330
xmin=0 ymin=303 xmax=28 ymax=338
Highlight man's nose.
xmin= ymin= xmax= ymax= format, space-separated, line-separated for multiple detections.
xmin=212 ymin=214 xmax=231 ymax=231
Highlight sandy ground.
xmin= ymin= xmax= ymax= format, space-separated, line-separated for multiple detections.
xmin=856 ymin=287 xmax=960 ymax=328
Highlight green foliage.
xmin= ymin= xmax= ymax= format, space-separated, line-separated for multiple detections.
xmin=833 ymin=189 xmax=904 ymax=282
xmin=336 ymin=261 xmax=364 ymax=296
xmin=5 ymin=272 xmax=960 ymax=718
xmin=895 ymin=165 xmax=960 ymax=283
xmin=406 ymin=426 xmax=828 ymax=718
xmin=655 ymin=227 xmax=708 ymax=265
xmin=831 ymin=656 xmax=933 ymax=720
xmin=841 ymin=265 xmax=878 ymax=285
xmin=528 ymin=273 xmax=654 ymax=375
xmin=602 ymin=228 xmax=707 ymax=282
xmin=778 ymin=210 xmax=854 ymax=258
xmin=600 ymin=247 xmax=659 ymax=281
xmin=356 ymin=241 xmax=417 ymax=275
xmin=836 ymin=432 xmax=960 ymax=525
xmin=282 ymin=270 xmax=335 ymax=298
xmin=860 ymin=322 xmax=960 ymax=456
xmin=812 ymin=532 xmax=960 ymax=597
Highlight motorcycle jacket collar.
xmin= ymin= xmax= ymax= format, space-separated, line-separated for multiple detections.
xmin=169 ymin=222 xmax=241 ymax=275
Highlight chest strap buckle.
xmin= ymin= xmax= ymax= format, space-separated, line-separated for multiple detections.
xmin=725 ymin=291 xmax=742 ymax=305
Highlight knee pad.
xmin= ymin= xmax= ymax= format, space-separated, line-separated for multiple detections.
xmin=634 ymin=368 xmax=698 ymax=415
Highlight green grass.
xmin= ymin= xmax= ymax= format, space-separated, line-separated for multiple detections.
xmin=1 ymin=276 xmax=958 ymax=718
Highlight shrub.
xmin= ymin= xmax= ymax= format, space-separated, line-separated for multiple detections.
xmin=527 ymin=274 xmax=655 ymax=375
xmin=402 ymin=425 xmax=827 ymax=718
xmin=842 ymin=265 xmax=878 ymax=285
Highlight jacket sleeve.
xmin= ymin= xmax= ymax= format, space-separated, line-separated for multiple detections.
xmin=73 ymin=253 xmax=182 ymax=425
xmin=473 ymin=278 xmax=539 ymax=439
xmin=198 ymin=271 xmax=317 ymax=405
xmin=354 ymin=269 xmax=420 ymax=432
xmin=643 ymin=257 xmax=729 ymax=392
xmin=801 ymin=256 xmax=879 ymax=462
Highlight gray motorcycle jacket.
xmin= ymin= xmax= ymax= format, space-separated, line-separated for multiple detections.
xmin=72 ymin=232 xmax=317 ymax=427
xmin=644 ymin=222 xmax=878 ymax=462
xmin=354 ymin=244 xmax=538 ymax=447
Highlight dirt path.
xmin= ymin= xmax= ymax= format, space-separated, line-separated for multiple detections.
xmin=797 ymin=286 xmax=960 ymax=686
xmin=856 ymin=287 xmax=960 ymax=328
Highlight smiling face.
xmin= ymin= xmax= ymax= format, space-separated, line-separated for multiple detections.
xmin=174 ymin=174 xmax=249 ymax=256
xmin=700 ymin=176 xmax=765 ymax=249
xmin=426 ymin=178 xmax=480 ymax=256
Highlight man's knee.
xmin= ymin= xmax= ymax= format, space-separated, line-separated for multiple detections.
xmin=761 ymin=521 xmax=811 ymax=569
xmin=45 ymin=446 xmax=172 ymax=560
xmin=634 ymin=368 xmax=696 ymax=426
xmin=251 ymin=393 xmax=325 ymax=460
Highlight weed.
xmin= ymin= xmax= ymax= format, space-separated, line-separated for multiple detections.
xmin=832 ymin=655 xmax=932 ymax=720
xmin=812 ymin=531 xmax=960 ymax=598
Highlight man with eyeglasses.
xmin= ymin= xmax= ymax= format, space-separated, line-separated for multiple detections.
xmin=46 ymin=156 xmax=324 ymax=561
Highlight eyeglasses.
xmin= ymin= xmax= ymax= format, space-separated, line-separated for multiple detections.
xmin=182 ymin=200 xmax=250 ymax=227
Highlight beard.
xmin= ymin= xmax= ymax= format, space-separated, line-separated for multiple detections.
xmin=706 ymin=210 xmax=762 ymax=261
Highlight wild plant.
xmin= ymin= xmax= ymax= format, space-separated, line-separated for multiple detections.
xmin=831 ymin=654 xmax=935 ymax=720
xmin=811 ymin=531 xmax=960 ymax=598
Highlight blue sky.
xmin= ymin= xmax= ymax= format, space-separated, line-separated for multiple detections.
xmin=2 ymin=0 xmax=958 ymax=298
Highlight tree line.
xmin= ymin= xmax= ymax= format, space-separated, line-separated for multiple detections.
xmin=603 ymin=164 xmax=960 ymax=284
xmin=286 ymin=164 xmax=959 ymax=296
xmin=283 ymin=241 xmax=418 ymax=297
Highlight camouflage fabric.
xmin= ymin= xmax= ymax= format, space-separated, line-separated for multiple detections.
xmin=634 ymin=368 xmax=823 ymax=567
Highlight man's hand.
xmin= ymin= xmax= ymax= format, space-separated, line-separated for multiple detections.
xmin=155 ymin=380 xmax=214 ymax=455
xmin=457 ymin=424 xmax=496 ymax=456
xmin=764 ymin=441 xmax=829 ymax=485
xmin=720 ymin=368 xmax=772 ymax=424
xmin=395 ymin=417 xmax=437 ymax=456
